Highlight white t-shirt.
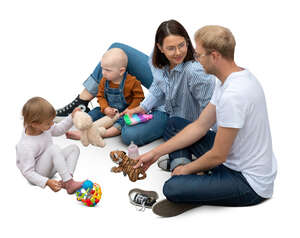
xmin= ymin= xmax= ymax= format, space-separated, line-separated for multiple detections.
xmin=210 ymin=69 xmax=277 ymax=198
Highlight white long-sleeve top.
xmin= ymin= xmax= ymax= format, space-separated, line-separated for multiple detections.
xmin=16 ymin=115 xmax=73 ymax=188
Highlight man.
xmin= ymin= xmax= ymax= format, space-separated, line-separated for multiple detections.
xmin=134 ymin=25 xmax=277 ymax=217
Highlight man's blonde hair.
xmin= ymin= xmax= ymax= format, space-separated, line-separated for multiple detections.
xmin=22 ymin=97 xmax=56 ymax=126
xmin=194 ymin=25 xmax=236 ymax=60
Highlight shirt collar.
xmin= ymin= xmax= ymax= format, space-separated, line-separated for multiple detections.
xmin=165 ymin=63 xmax=184 ymax=73
xmin=163 ymin=63 xmax=184 ymax=77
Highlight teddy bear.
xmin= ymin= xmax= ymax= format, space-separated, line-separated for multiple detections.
xmin=72 ymin=111 xmax=120 ymax=147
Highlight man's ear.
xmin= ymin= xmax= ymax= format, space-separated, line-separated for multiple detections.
xmin=211 ymin=51 xmax=221 ymax=61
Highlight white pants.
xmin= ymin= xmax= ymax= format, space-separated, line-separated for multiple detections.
xmin=35 ymin=144 xmax=80 ymax=182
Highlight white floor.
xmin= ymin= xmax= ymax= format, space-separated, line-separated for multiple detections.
xmin=2 ymin=0 xmax=300 ymax=237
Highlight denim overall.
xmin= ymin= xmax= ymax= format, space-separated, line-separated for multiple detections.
xmin=104 ymin=73 xmax=129 ymax=129
xmin=104 ymin=72 xmax=129 ymax=113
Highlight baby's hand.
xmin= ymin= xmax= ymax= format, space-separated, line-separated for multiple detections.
xmin=71 ymin=107 xmax=81 ymax=118
xmin=46 ymin=179 xmax=62 ymax=192
xmin=104 ymin=107 xmax=118 ymax=118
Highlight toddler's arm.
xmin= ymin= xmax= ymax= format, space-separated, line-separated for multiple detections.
xmin=51 ymin=108 xmax=80 ymax=136
xmin=51 ymin=115 xmax=73 ymax=136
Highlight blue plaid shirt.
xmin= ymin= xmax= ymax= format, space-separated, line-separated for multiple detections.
xmin=141 ymin=60 xmax=215 ymax=122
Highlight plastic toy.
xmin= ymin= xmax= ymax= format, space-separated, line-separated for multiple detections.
xmin=76 ymin=180 xmax=102 ymax=207
xmin=123 ymin=113 xmax=153 ymax=126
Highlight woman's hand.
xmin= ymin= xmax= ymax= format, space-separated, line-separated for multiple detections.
xmin=133 ymin=150 xmax=160 ymax=171
xmin=121 ymin=106 xmax=145 ymax=117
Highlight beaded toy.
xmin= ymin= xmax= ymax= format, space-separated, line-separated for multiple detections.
xmin=76 ymin=180 xmax=102 ymax=207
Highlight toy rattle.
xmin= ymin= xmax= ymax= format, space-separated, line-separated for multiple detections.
xmin=76 ymin=180 xmax=102 ymax=207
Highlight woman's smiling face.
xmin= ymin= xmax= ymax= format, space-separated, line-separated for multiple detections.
xmin=158 ymin=35 xmax=188 ymax=69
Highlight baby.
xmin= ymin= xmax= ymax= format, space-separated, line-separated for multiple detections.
xmin=16 ymin=97 xmax=83 ymax=194
xmin=66 ymin=48 xmax=144 ymax=140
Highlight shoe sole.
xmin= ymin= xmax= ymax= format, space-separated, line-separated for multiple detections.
xmin=128 ymin=188 xmax=159 ymax=208
xmin=157 ymin=158 xmax=170 ymax=172
xmin=152 ymin=199 xmax=201 ymax=217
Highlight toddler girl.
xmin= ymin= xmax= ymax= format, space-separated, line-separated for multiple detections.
xmin=16 ymin=97 xmax=83 ymax=194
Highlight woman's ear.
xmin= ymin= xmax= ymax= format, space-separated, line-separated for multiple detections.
xmin=157 ymin=43 xmax=163 ymax=53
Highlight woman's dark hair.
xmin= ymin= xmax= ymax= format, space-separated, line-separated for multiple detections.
xmin=152 ymin=19 xmax=195 ymax=68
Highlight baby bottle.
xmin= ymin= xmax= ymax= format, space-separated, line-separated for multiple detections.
xmin=128 ymin=141 xmax=139 ymax=159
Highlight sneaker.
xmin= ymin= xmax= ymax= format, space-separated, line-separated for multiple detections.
xmin=128 ymin=188 xmax=159 ymax=211
xmin=152 ymin=199 xmax=201 ymax=217
xmin=55 ymin=95 xmax=90 ymax=122
xmin=157 ymin=157 xmax=170 ymax=172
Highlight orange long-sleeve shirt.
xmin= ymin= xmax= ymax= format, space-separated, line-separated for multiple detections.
xmin=96 ymin=73 xmax=145 ymax=113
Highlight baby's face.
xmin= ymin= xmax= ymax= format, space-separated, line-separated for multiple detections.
xmin=101 ymin=58 xmax=122 ymax=82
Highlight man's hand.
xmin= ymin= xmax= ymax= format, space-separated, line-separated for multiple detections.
xmin=171 ymin=165 xmax=190 ymax=176
xmin=46 ymin=179 xmax=62 ymax=192
xmin=133 ymin=150 xmax=160 ymax=171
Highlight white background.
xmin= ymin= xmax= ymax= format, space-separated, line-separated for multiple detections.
xmin=1 ymin=0 xmax=299 ymax=237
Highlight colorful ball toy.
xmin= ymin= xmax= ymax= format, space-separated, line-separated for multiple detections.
xmin=76 ymin=180 xmax=102 ymax=207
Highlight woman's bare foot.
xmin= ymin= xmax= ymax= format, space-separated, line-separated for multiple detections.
xmin=66 ymin=130 xmax=81 ymax=140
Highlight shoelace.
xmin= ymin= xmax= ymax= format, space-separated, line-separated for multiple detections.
xmin=57 ymin=99 xmax=78 ymax=113
xmin=133 ymin=193 xmax=150 ymax=212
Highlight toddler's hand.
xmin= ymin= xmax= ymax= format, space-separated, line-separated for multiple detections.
xmin=104 ymin=107 xmax=118 ymax=118
xmin=46 ymin=179 xmax=62 ymax=192
xmin=71 ymin=107 xmax=81 ymax=118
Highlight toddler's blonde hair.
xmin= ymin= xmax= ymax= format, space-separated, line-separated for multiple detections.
xmin=22 ymin=97 xmax=56 ymax=127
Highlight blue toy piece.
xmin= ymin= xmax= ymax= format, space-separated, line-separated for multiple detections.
xmin=82 ymin=180 xmax=94 ymax=190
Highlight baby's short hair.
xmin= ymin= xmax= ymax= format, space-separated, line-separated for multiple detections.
xmin=22 ymin=97 xmax=56 ymax=126
xmin=102 ymin=48 xmax=128 ymax=68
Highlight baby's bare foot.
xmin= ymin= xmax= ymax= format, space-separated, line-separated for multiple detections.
xmin=63 ymin=179 xmax=83 ymax=194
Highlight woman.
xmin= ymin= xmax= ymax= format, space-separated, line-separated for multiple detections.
xmin=58 ymin=20 xmax=215 ymax=146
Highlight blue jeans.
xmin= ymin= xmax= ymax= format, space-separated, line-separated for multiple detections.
xmin=83 ymin=42 xmax=153 ymax=96
xmin=90 ymin=109 xmax=168 ymax=145
xmin=162 ymin=117 xmax=265 ymax=206
xmin=163 ymin=117 xmax=216 ymax=171
xmin=121 ymin=110 xmax=169 ymax=146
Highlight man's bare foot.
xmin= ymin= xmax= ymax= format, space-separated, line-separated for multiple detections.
xmin=66 ymin=130 xmax=81 ymax=140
